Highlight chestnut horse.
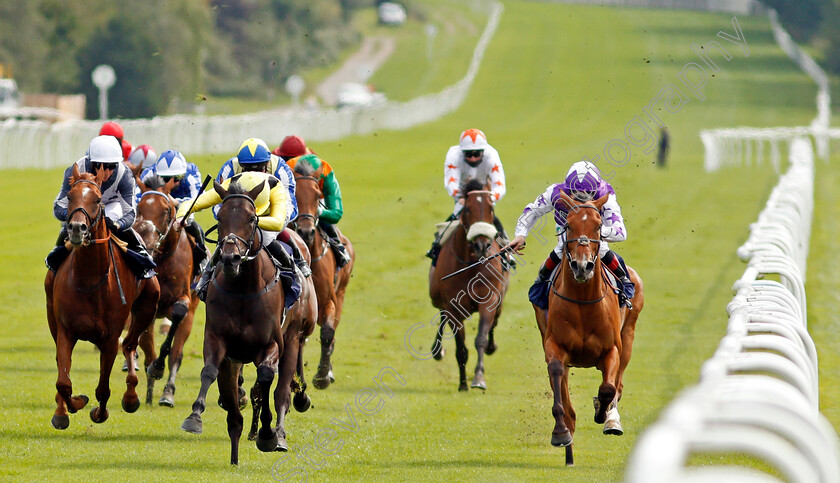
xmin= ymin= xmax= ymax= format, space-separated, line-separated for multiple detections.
xmin=133 ymin=176 xmax=200 ymax=407
xmin=248 ymin=230 xmax=318 ymax=441
xmin=429 ymin=180 xmax=510 ymax=391
xmin=44 ymin=165 xmax=160 ymax=429
xmin=291 ymin=169 xmax=355 ymax=389
xmin=535 ymin=191 xmax=644 ymax=466
xmin=180 ymin=180 xmax=292 ymax=465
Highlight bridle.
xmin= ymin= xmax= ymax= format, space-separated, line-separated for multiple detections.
xmin=459 ymin=190 xmax=494 ymax=234
xmin=291 ymin=175 xmax=330 ymax=263
xmin=67 ymin=179 xmax=107 ymax=246
xmin=218 ymin=194 xmax=261 ymax=262
xmin=292 ymin=175 xmax=321 ymax=226
xmin=137 ymin=190 xmax=176 ymax=255
xmin=554 ymin=203 xmax=607 ymax=305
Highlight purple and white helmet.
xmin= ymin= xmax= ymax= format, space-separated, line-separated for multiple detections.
xmin=565 ymin=161 xmax=601 ymax=201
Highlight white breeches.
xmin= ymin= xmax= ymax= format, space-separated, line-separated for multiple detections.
xmin=259 ymin=228 xmax=279 ymax=247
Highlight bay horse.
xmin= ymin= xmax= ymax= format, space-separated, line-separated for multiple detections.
xmin=535 ymin=191 xmax=644 ymax=466
xmin=291 ymin=169 xmax=355 ymax=389
xmin=180 ymin=179 xmax=292 ymax=465
xmin=44 ymin=164 xmax=160 ymax=429
xmin=248 ymin=230 xmax=318 ymax=441
xmin=429 ymin=180 xmax=510 ymax=391
xmin=134 ymin=175 xmax=200 ymax=407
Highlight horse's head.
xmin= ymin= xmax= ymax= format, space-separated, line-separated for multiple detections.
xmin=292 ymin=164 xmax=323 ymax=246
xmin=460 ymin=179 xmax=497 ymax=259
xmin=66 ymin=164 xmax=107 ymax=247
xmin=560 ymin=191 xmax=609 ymax=282
xmin=134 ymin=175 xmax=176 ymax=252
xmin=215 ymin=179 xmax=262 ymax=278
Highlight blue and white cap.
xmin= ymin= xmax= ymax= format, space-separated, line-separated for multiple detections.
xmin=154 ymin=150 xmax=188 ymax=177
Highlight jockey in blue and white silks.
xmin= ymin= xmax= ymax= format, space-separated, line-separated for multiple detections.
xmin=215 ymin=147 xmax=298 ymax=223
xmin=507 ymin=161 xmax=635 ymax=309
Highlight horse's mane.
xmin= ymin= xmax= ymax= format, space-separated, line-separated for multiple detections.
xmin=227 ymin=177 xmax=247 ymax=195
xmin=143 ymin=175 xmax=166 ymax=190
xmin=293 ymin=161 xmax=316 ymax=176
xmin=461 ymin=179 xmax=486 ymax=195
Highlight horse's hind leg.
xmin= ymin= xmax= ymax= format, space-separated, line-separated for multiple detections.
xmin=52 ymin=327 xmax=88 ymax=429
xmin=471 ymin=312 xmax=493 ymax=390
xmin=247 ymin=381 xmax=261 ymax=441
xmin=452 ymin=316 xmax=469 ymax=392
xmin=218 ymin=359 xmax=243 ymax=465
xmin=123 ymin=278 xmax=159 ymax=413
xmin=594 ymin=347 xmax=620 ymax=425
xmin=274 ymin=332 xmax=300 ymax=452
xmin=90 ymin=337 xmax=119 ymax=424
xmin=313 ymin=321 xmax=335 ymax=390
xmin=149 ymin=298 xmax=190 ymax=381
xmin=139 ymin=328 xmax=157 ymax=405
xmin=431 ymin=311 xmax=446 ymax=360
xmin=560 ymin=367 xmax=575 ymax=466
xmin=292 ymin=340 xmax=311 ymax=413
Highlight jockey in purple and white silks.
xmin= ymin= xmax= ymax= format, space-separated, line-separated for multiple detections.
xmin=506 ymin=161 xmax=636 ymax=309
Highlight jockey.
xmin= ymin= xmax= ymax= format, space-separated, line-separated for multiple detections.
xmin=426 ymin=128 xmax=510 ymax=266
xmin=46 ymin=135 xmax=156 ymax=279
xmin=99 ymin=121 xmax=132 ymax=161
xmin=127 ymin=144 xmax=157 ymax=170
xmin=215 ymin=137 xmax=309 ymax=277
xmin=139 ymin=149 xmax=209 ymax=270
xmin=284 ymin=151 xmax=352 ymax=268
xmin=176 ymin=167 xmax=298 ymax=304
xmin=505 ymin=160 xmax=636 ymax=309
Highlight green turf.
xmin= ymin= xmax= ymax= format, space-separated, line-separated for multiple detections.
xmin=0 ymin=2 xmax=833 ymax=482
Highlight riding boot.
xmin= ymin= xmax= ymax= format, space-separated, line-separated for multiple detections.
xmin=45 ymin=227 xmax=70 ymax=272
xmin=266 ymin=240 xmax=296 ymax=272
xmin=527 ymin=261 xmax=554 ymax=310
xmin=319 ymin=222 xmax=350 ymax=268
xmin=113 ymin=227 xmax=156 ymax=279
xmin=427 ymin=213 xmax=457 ymax=264
xmin=286 ymin=238 xmax=311 ymax=277
xmin=193 ymin=249 xmax=219 ymax=302
xmin=183 ymin=219 xmax=209 ymax=274
xmin=602 ymin=250 xmax=635 ymax=309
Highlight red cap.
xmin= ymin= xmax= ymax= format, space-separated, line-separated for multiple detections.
xmin=275 ymin=135 xmax=308 ymax=158
xmin=121 ymin=140 xmax=133 ymax=161
xmin=99 ymin=121 xmax=124 ymax=142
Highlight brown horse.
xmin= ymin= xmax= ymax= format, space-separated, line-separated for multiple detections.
xmin=44 ymin=165 xmax=160 ymax=429
xmin=180 ymin=180 xmax=292 ymax=465
xmin=134 ymin=175 xmax=200 ymax=407
xmin=534 ymin=191 xmax=644 ymax=466
xmin=248 ymin=230 xmax=318 ymax=441
xmin=429 ymin=180 xmax=510 ymax=391
xmin=291 ymin=170 xmax=355 ymax=390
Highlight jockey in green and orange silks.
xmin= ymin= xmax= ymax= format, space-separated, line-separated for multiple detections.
xmin=286 ymin=153 xmax=351 ymax=267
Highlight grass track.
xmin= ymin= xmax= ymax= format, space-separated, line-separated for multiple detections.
xmin=0 ymin=2 xmax=834 ymax=481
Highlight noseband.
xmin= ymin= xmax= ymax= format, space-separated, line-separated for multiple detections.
xmin=219 ymin=194 xmax=261 ymax=261
xmin=67 ymin=179 xmax=105 ymax=245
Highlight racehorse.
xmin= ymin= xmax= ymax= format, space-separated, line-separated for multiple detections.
xmin=429 ymin=180 xmax=510 ymax=391
xmin=134 ymin=175 xmax=200 ymax=407
xmin=248 ymin=230 xmax=318 ymax=441
xmin=535 ymin=191 xmax=644 ymax=466
xmin=180 ymin=179 xmax=292 ymax=465
xmin=291 ymin=169 xmax=355 ymax=389
xmin=44 ymin=165 xmax=160 ymax=429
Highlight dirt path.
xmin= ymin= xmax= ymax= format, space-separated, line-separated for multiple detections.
xmin=316 ymin=35 xmax=396 ymax=106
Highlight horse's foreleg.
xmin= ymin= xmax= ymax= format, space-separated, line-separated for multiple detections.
xmin=594 ymin=347 xmax=619 ymax=425
xmin=471 ymin=312 xmax=493 ymax=390
xmin=138 ymin=328 xmax=156 ymax=405
xmin=292 ymin=339 xmax=311 ymax=413
xmin=431 ymin=311 xmax=446 ymax=360
xmin=313 ymin=303 xmax=336 ymax=390
xmin=123 ymin=277 xmax=159 ymax=414
xmin=160 ymin=300 xmax=195 ymax=408
xmin=149 ymin=298 xmax=189 ymax=381
xmin=52 ymin=327 xmax=87 ymax=430
xmin=255 ymin=360 xmax=281 ymax=452
xmin=560 ymin=366 xmax=575 ymax=466
xmin=452 ymin=316 xmax=469 ymax=392
xmin=544 ymin=336 xmax=572 ymax=450
xmin=247 ymin=381 xmax=261 ymax=441
xmin=181 ymin=338 xmax=225 ymax=435
xmin=218 ymin=359 xmax=243 ymax=465
xmin=273 ymin=337 xmax=298 ymax=452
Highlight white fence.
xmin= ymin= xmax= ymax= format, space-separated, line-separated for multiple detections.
xmin=0 ymin=1 xmax=503 ymax=170
xmin=626 ymin=138 xmax=840 ymax=482
xmin=549 ymin=0 xmax=766 ymax=15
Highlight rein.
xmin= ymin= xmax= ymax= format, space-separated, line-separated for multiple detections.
xmin=68 ymin=179 xmax=109 ymax=246
xmin=218 ymin=193 xmax=261 ymax=262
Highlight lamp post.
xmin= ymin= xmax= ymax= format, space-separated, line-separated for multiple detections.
xmin=91 ymin=64 xmax=116 ymax=120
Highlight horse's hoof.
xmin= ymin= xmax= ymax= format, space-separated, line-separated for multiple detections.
xmin=256 ymin=428 xmax=280 ymax=453
xmin=458 ymin=383 xmax=468 ymax=392
xmin=485 ymin=342 xmax=497 ymax=355
xmin=275 ymin=434 xmax=289 ymax=452
xmin=328 ymin=369 xmax=335 ymax=383
xmin=68 ymin=394 xmax=89 ymax=413
xmin=433 ymin=347 xmax=445 ymax=360
xmin=293 ymin=392 xmax=311 ymax=412
xmin=121 ymin=354 xmax=140 ymax=372
xmin=159 ymin=394 xmax=175 ymax=407
xmin=238 ymin=390 xmax=249 ymax=410
xmin=312 ymin=375 xmax=331 ymax=390
xmin=551 ymin=430 xmax=573 ymax=447
xmin=247 ymin=430 xmax=257 ymax=441
xmin=147 ymin=359 xmax=165 ymax=380
xmin=181 ymin=414 xmax=202 ymax=434
xmin=603 ymin=420 xmax=624 ymax=436
xmin=122 ymin=397 xmax=140 ymax=414
xmin=90 ymin=406 xmax=109 ymax=424
xmin=50 ymin=414 xmax=70 ymax=430
xmin=470 ymin=376 xmax=486 ymax=390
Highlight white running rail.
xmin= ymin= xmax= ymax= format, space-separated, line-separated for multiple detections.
xmin=0 ymin=1 xmax=503 ymax=170
xmin=626 ymin=138 xmax=840 ymax=483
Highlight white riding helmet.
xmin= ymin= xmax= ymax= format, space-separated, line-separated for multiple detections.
xmin=89 ymin=135 xmax=123 ymax=164
xmin=154 ymin=150 xmax=188 ymax=177
xmin=128 ymin=145 xmax=158 ymax=169
xmin=459 ymin=129 xmax=488 ymax=151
